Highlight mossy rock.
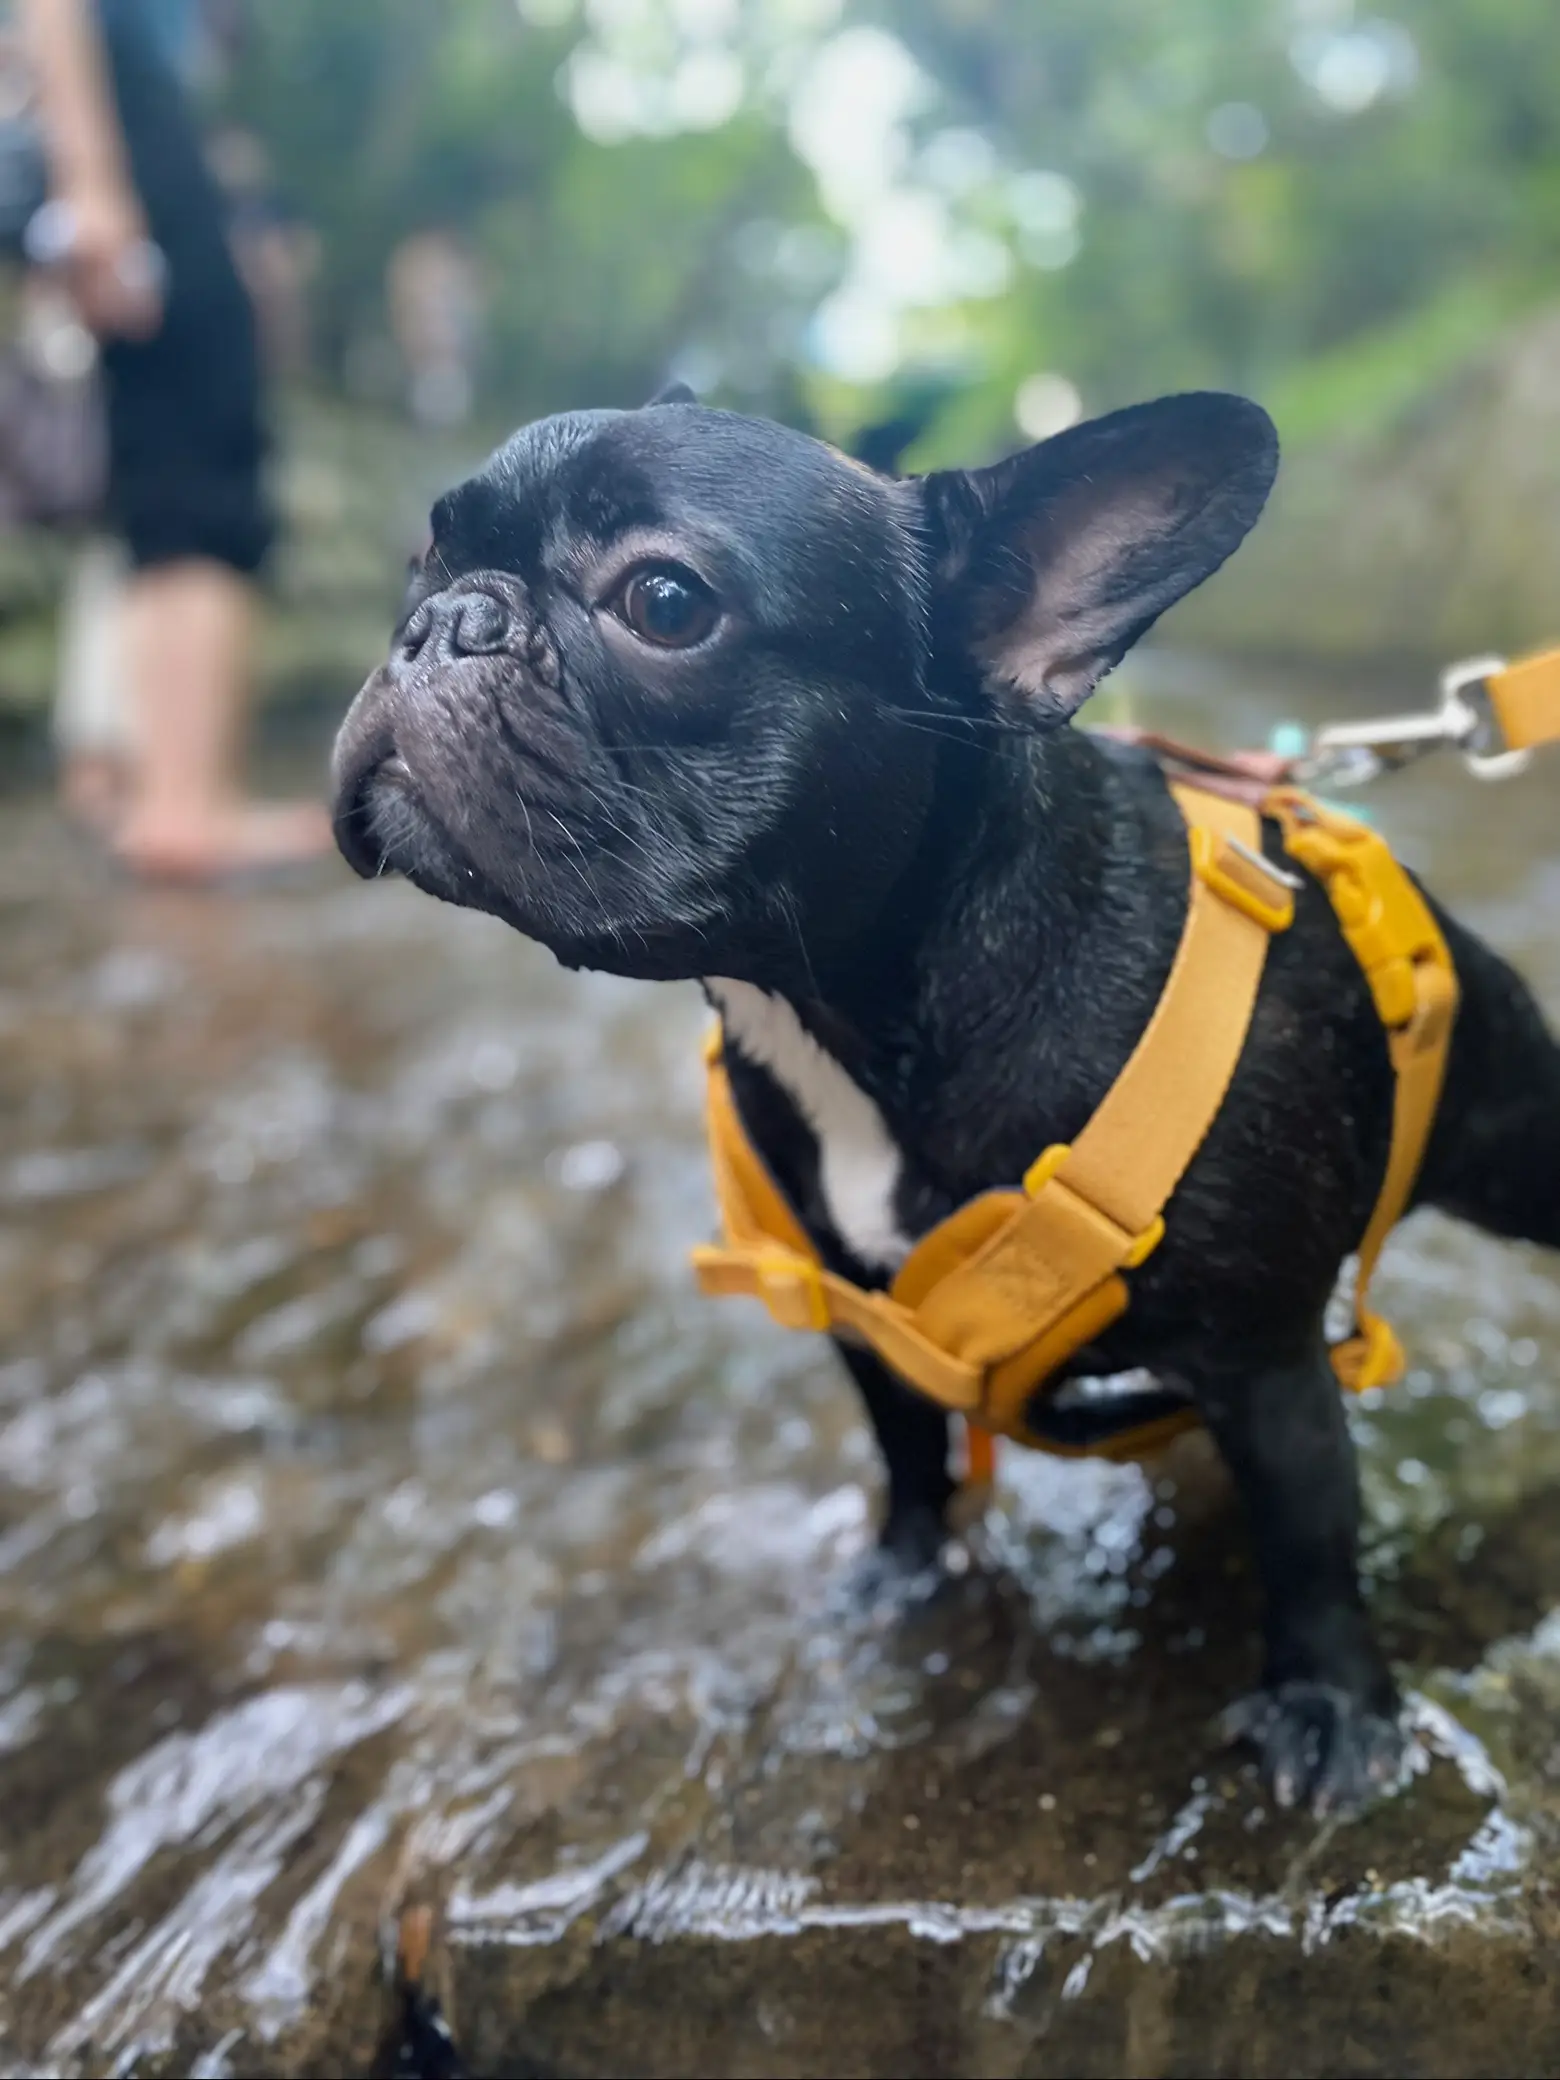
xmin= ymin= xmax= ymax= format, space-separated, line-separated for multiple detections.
xmin=1175 ymin=304 xmax=1560 ymax=668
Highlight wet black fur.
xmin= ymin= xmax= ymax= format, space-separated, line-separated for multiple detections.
xmin=331 ymin=389 xmax=1560 ymax=1812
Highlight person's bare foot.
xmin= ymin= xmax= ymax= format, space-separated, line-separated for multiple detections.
xmin=60 ymin=751 xmax=132 ymax=835
xmin=115 ymin=800 xmax=334 ymax=885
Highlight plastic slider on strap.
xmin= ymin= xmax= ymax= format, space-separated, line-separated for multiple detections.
xmin=1398 ymin=956 xmax=1457 ymax=1060
xmin=751 ymin=1247 xmax=830 ymax=1332
xmin=1189 ymin=825 xmax=1298 ymax=933
xmin=1021 ymin=1143 xmax=1165 ymax=1270
xmin=690 ymin=1243 xmax=831 ymax=1332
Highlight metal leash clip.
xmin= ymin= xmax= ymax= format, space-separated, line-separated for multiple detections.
xmin=1296 ymin=655 xmax=1533 ymax=788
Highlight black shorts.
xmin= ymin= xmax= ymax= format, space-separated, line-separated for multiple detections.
xmin=97 ymin=8 xmax=271 ymax=575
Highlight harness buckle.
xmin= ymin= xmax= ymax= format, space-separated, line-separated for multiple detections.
xmin=1283 ymin=811 xmax=1447 ymax=1036
xmin=753 ymin=1247 xmax=831 ymax=1332
xmin=1189 ymin=825 xmax=1299 ymax=933
xmin=1400 ymin=953 xmax=1457 ymax=1057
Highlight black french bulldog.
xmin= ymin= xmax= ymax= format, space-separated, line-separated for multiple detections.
xmin=331 ymin=386 xmax=1560 ymax=1814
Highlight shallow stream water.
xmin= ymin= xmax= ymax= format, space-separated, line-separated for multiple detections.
xmin=2 ymin=654 xmax=1559 ymax=2077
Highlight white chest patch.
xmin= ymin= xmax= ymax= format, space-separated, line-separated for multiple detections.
xmin=705 ymin=978 xmax=911 ymax=1272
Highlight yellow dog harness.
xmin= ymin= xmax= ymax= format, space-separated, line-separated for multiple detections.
xmin=691 ymin=779 xmax=1460 ymax=1471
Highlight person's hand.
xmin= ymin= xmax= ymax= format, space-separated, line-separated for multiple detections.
xmin=58 ymin=177 xmax=164 ymax=339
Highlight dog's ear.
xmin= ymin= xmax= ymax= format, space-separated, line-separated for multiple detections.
xmin=918 ymin=393 xmax=1277 ymax=722
xmin=646 ymin=379 xmax=698 ymax=407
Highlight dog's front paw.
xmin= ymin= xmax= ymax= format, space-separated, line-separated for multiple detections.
xmin=1223 ymin=1681 xmax=1404 ymax=1815
xmin=846 ymin=1503 xmax=949 ymax=1610
xmin=880 ymin=1498 xmax=952 ymax=1573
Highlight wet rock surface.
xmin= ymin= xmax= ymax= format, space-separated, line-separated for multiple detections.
xmin=2 ymin=665 xmax=1560 ymax=2077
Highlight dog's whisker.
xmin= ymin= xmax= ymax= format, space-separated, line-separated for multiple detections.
xmin=776 ymin=883 xmax=821 ymax=1000
xmin=542 ymin=810 xmax=600 ymax=906
xmin=877 ymin=706 xmax=1029 ymax=744
xmin=513 ymin=786 xmax=537 ymax=861
xmin=577 ymin=788 xmax=662 ymax=871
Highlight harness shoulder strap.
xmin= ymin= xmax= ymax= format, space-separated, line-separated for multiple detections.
xmin=693 ymin=784 xmax=1292 ymax=1436
xmin=1063 ymin=787 xmax=1296 ymax=1236
xmin=1266 ymin=790 xmax=1459 ymax=1390
xmin=899 ymin=786 xmax=1290 ymax=1386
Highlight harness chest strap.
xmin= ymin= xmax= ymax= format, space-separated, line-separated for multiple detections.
xmin=693 ymin=783 xmax=1294 ymax=1438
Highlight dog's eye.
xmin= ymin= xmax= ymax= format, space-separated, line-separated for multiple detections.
xmin=615 ymin=565 xmax=719 ymax=649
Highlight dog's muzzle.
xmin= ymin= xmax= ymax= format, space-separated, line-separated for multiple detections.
xmin=330 ymin=680 xmax=404 ymax=879
xmin=330 ymin=581 xmax=526 ymax=879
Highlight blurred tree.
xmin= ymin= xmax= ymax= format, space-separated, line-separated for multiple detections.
xmin=216 ymin=0 xmax=1560 ymax=459
xmin=224 ymin=0 xmax=826 ymax=421
xmin=867 ymin=0 xmax=1558 ymax=452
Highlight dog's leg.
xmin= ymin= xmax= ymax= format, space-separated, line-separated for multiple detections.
xmin=835 ymin=1340 xmax=954 ymax=1577
xmin=1184 ymin=1329 xmax=1403 ymax=1813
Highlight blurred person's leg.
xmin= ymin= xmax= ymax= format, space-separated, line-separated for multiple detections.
xmin=117 ymin=557 xmax=327 ymax=877
xmin=54 ymin=533 xmax=131 ymax=829
xmin=97 ymin=4 xmax=329 ymax=881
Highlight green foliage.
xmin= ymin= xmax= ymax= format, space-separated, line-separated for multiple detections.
xmin=225 ymin=0 xmax=576 ymax=381
xmin=224 ymin=0 xmax=1560 ymax=456
xmin=479 ymin=116 xmax=821 ymax=419
xmin=225 ymin=0 xmax=822 ymax=417
xmin=867 ymin=0 xmax=1560 ymax=451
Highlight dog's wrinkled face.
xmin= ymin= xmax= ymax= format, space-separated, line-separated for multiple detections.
xmin=333 ymin=402 xmax=934 ymax=977
xmin=332 ymin=391 xmax=1277 ymax=978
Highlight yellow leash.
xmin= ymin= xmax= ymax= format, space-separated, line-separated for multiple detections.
xmin=1486 ymin=648 xmax=1560 ymax=756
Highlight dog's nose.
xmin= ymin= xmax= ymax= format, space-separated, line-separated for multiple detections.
xmin=396 ymin=589 xmax=512 ymax=666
